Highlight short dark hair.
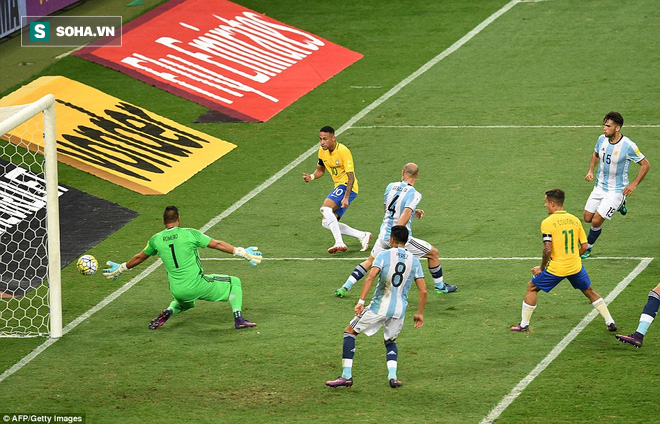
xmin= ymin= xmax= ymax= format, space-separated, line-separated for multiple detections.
xmin=320 ymin=126 xmax=335 ymax=134
xmin=163 ymin=206 xmax=179 ymax=224
xmin=544 ymin=188 xmax=565 ymax=206
xmin=603 ymin=111 xmax=624 ymax=127
xmin=391 ymin=225 xmax=409 ymax=244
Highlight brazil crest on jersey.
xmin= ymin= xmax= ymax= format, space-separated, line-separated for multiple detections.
xmin=379 ymin=181 xmax=422 ymax=242
xmin=368 ymin=247 xmax=424 ymax=319
xmin=594 ymin=135 xmax=645 ymax=193
xmin=143 ymin=227 xmax=212 ymax=293
xmin=540 ymin=210 xmax=587 ymax=276
xmin=317 ymin=143 xmax=359 ymax=193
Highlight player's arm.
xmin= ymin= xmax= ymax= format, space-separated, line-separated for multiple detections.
xmin=585 ymin=151 xmax=599 ymax=181
xmin=207 ymin=238 xmax=262 ymax=266
xmin=413 ymin=277 xmax=427 ymax=328
xmin=341 ymin=172 xmax=355 ymax=208
xmin=396 ymin=207 xmax=413 ymax=226
xmin=532 ymin=240 xmax=552 ymax=276
xmin=303 ymin=161 xmax=326 ymax=182
xmin=355 ymin=266 xmax=381 ymax=316
xmin=623 ymin=158 xmax=650 ymax=196
xmin=103 ymin=250 xmax=149 ymax=280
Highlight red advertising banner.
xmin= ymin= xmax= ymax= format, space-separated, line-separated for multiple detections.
xmin=76 ymin=0 xmax=362 ymax=122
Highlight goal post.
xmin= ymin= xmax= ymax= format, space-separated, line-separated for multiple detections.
xmin=0 ymin=94 xmax=62 ymax=338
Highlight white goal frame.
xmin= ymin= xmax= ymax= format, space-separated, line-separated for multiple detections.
xmin=0 ymin=94 xmax=62 ymax=338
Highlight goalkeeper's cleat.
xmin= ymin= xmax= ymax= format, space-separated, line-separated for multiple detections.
xmin=389 ymin=378 xmax=403 ymax=389
xmin=328 ymin=244 xmax=348 ymax=254
xmin=580 ymin=248 xmax=592 ymax=259
xmin=149 ymin=309 xmax=172 ymax=330
xmin=615 ymin=333 xmax=643 ymax=348
xmin=359 ymin=232 xmax=372 ymax=252
xmin=325 ymin=376 xmax=353 ymax=388
xmin=235 ymin=317 xmax=257 ymax=329
xmin=510 ymin=324 xmax=529 ymax=332
xmin=607 ymin=322 xmax=618 ymax=332
xmin=618 ymin=200 xmax=627 ymax=216
xmin=335 ymin=287 xmax=348 ymax=298
xmin=434 ymin=283 xmax=458 ymax=294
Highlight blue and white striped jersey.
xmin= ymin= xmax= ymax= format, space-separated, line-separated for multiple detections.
xmin=379 ymin=181 xmax=422 ymax=243
xmin=368 ymin=247 xmax=424 ymax=319
xmin=594 ymin=135 xmax=645 ymax=193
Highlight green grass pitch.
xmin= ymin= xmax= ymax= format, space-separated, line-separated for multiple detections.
xmin=1 ymin=0 xmax=659 ymax=423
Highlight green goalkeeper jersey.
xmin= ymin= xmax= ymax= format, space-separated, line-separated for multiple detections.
xmin=143 ymin=227 xmax=212 ymax=295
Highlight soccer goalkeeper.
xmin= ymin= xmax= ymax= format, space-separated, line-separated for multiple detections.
xmin=103 ymin=205 xmax=262 ymax=330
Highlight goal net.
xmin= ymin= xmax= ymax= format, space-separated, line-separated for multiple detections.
xmin=0 ymin=94 xmax=62 ymax=338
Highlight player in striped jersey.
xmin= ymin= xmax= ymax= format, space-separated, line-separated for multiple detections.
xmin=326 ymin=225 xmax=427 ymax=388
xmin=510 ymin=189 xmax=616 ymax=332
xmin=334 ymin=163 xmax=457 ymax=297
xmin=582 ymin=112 xmax=650 ymax=258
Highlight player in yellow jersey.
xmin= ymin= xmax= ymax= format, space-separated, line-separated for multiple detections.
xmin=303 ymin=126 xmax=371 ymax=253
xmin=510 ymin=189 xmax=617 ymax=332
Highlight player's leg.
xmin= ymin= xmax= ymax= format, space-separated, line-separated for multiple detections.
xmin=583 ymin=190 xmax=603 ymax=258
xmin=149 ymin=298 xmax=194 ymax=330
xmin=573 ymin=268 xmax=616 ymax=331
xmin=383 ymin=317 xmax=404 ymax=388
xmin=616 ymin=283 xmax=660 ymax=348
xmin=201 ymin=275 xmax=256 ymax=329
xmin=326 ymin=325 xmax=359 ymax=387
xmin=320 ymin=195 xmax=347 ymax=253
xmin=512 ymin=270 xmax=563 ymax=331
xmin=407 ymin=237 xmax=457 ymax=294
xmin=336 ymin=240 xmax=387 ymax=297
xmin=333 ymin=189 xmax=371 ymax=250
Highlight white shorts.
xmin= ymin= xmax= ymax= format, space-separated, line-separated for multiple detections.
xmin=370 ymin=234 xmax=433 ymax=258
xmin=584 ymin=187 xmax=625 ymax=221
xmin=349 ymin=309 xmax=404 ymax=340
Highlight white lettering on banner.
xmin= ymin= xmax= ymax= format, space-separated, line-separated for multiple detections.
xmin=120 ymin=11 xmax=326 ymax=105
xmin=0 ymin=166 xmax=68 ymax=235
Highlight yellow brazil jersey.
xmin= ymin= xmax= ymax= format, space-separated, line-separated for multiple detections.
xmin=541 ymin=210 xmax=587 ymax=276
xmin=317 ymin=143 xmax=359 ymax=193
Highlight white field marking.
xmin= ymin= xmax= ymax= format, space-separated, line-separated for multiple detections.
xmin=0 ymin=259 xmax=162 ymax=384
xmin=0 ymin=0 xmax=522 ymax=383
xmin=202 ymin=256 xmax=652 ymax=261
xmin=480 ymin=257 xmax=654 ymax=424
xmin=54 ymin=46 xmax=84 ymax=60
xmin=351 ymin=125 xmax=660 ymax=129
xmin=350 ymin=86 xmax=383 ymax=89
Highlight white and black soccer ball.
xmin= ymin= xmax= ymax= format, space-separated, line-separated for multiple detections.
xmin=76 ymin=254 xmax=98 ymax=276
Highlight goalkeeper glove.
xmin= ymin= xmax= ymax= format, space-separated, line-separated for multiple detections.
xmin=103 ymin=261 xmax=128 ymax=281
xmin=233 ymin=246 xmax=262 ymax=266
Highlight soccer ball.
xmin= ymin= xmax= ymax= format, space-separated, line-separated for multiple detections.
xmin=76 ymin=255 xmax=98 ymax=276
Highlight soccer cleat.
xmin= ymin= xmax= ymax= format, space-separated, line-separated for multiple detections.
xmin=359 ymin=232 xmax=372 ymax=252
xmin=328 ymin=244 xmax=348 ymax=254
xmin=618 ymin=200 xmax=627 ymax=216
xmin=235 ymin=317 xmax=257 ymax=329
xmin=580 ymin=248 xmax=592 ymax=259
xmin=607 ymin=322 xmax=618 ymax=332
xmin=149 ymin=309 xmax=172 ymax=330
xmin=434 ymin=283 xmax=458 ymax=294
xmin=335 ymin=287 xmax=348 ymax=298
xmin=615 ymin=333 xmax=643 ymax=348
xmin=325 ymin=376 xmax=353 ymax=388
xmin=510 ymin=324 xmax=529 ymax=332
xmin=389 ymin=378 xmax=403 ymax=389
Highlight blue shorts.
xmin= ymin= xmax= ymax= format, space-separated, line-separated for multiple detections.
xmin=326 ymin=184 xmax=357 ymax=220
xmin=531 ymin=266 xmax=591 ymax=292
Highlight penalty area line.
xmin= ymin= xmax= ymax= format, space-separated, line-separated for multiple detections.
xmin=479 ymin=257 xmax=654 ymax=424
xmin=0 ymin=0 xmax=522 ymax=385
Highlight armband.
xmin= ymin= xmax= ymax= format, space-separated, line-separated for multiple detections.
xmin=358 ymin=299 xmax=365 ymax=305
xmin=309 ymin=174 xmax=315 ymax=181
